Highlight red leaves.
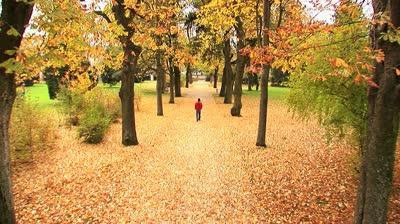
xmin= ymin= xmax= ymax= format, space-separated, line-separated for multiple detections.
xmin=366 ymin=77 xmax=380 ymax=89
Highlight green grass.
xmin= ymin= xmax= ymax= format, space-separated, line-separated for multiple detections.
xmin=242 ymin=85 xmax=289 ymax=101
xmin=100 ymin=81 xmax=156 ymax=96
xmin=23 ymin=81 xmax=157 ymax=110
xmin=23 ymin=84 xmax=59 ymax=110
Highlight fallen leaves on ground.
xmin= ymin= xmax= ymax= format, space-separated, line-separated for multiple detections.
xmin=12 ymin=82 xmax=400 ymax=223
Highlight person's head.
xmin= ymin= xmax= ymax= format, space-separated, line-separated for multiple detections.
xmin=198 ymin=98 xmax=201 ymax=102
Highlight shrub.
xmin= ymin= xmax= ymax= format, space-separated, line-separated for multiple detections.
xmin=84 ymin=87 xmax=121 ymax=122
xmin=78 ymin=105 xmax=111 ymax=144
xmin=58 ymin=88 xmax=85 ymax=126
xmin=9 ymin=96 xmax=58 ymax=162
xmin=58 ymin=86 xmax=121 ymax=144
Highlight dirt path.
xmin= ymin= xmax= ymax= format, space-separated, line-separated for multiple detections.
xmin=11 ymin=82 xmax=400 ymax=223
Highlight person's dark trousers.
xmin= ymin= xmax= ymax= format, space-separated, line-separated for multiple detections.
xmin=196 ymin=110 xmax=201 ymax=121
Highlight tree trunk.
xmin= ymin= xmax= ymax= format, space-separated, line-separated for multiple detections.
xmin=256 ymin=0 xmax=271 ymax=147
xmin=0 ymin=75 xmax=17 ymax=224
xmin=119 ymin=42 xmax=141 ymax=146
xmin=231 ymin=17 xmax=246 ymax=116
xmin=248 ymin=73 xmax=253 ymax=91
xmin=255 ymin=74 xmax=260 ymax=91
xmin=156 ymin=50 xmax=164 ymax=116
xmin=168 ymin=58 xmax=175 ymax=104
xmin=174 ymin=65 xmax=182 ymax=97
xmin=189 ymin=73 xmax=193 ymax=84
xmin=162 ymin=68 xmax=167 ymax=94
xmin=112 ymin=0 xmax=142 ymax=146
xmin=219 ymin=66 xmax=227 ymax=96
xmin=185 ymin=64 xmax=191 ymax=88
xmin=354 ymin=0 xmax=400 ymax=223
xmin=213 ymin=66 xmax=218 ymax=89
xmin=223 ymin=38 xmax=234 ymax=104
xmin=0 ymin=1 xmax=34 ymax=223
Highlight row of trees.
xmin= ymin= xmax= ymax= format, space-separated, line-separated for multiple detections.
xmin=191 ymin=0 xmax=400 ymax=222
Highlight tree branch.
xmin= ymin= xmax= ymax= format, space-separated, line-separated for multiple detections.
xmin=94 ymin=11 xmax=112 ymax=23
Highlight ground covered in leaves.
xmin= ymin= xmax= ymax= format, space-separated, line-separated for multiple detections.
xmin=13 ymin=82 xmax=400 ymax=223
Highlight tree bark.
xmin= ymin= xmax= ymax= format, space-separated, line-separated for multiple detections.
xmin=0 ymin=1 xmax=34 ymax=223
xmin=213 ymin=66 xmax=218 ymax=89
xmin=248 ymin=73 xmax=253 ymax=91
xmin=219 ymin=66 xmax=227 ymax=96
xmin=168 ymin=58 xmax=175 ymax=104
xmin=231 ymin=16 xmax=246 ymax=116
xmin=174 ymin=65 xmax=182 ymax=97
xmin=185 ymin=64 xmax=191 ymax=88
xmin=354 ymin=0 xmax=400 ymax=223
xmin=0 ymin=75 xmax=17 ymax=224
xmin=156 ymin=50 xmax=164 ymax=116
xmin=162 ymin=67 xmax=167 ymax=94
xmin=119 ymin=42 xmax=141 ymax=146
xmin=223 ymin=38 xmax=234 ymax=104
xmin=256 ymin=0 xmax=271 ymax=147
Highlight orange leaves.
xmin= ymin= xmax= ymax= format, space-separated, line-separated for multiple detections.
xmin=354 ymin=74 xmax=363 ymax=84
xmin=330 ymin=58 xmax=349 ymax=69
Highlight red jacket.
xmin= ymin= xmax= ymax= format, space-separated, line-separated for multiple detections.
xmin=195 ymin=102 xmax=203 ymax=111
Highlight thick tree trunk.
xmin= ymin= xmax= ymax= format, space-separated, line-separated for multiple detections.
xmin=231 ymin=17 xmax=246 ymax=116
xmin=156 ymin=51 xmax=164 ymax=116
xmin=112 ymin=1 xmax=142 ymax=146
xmin=0 ymin=75 xmax=17 ymax=224
xmin=185 ymin=64 xmax=191 ymax=88
xmin=174 ymin=66 xmax=182 ymax=97
xmin=256 ymin=0 xmax=271 ymax=147
xmin=119 ymin=42 xmax=141 ymax=146
xmin=0 ymin=1 xmax=34 ymax=223
xmin=213 ymin=66 xmax=218 ymax=89
xmin=223 ymin=39 xmax=234 ymax=104
xmin=354 ymin=0 xmax=400 ymax=223
xmin=219 ymin=66 xmax=227 ymax=96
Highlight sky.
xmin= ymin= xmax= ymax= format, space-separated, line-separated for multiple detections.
xmin=300 ymin=0 xmax=373 ymax=23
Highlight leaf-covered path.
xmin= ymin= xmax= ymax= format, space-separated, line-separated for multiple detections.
xmin=12 ymin=82 xmax=400 ymax=223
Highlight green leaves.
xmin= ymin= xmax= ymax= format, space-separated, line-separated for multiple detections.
xmin=7 ymin=27 xmax=20 ymax=37
xmin=0 ymin=58 xmax=24 ymax=74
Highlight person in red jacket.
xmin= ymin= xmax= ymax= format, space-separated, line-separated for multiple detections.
xmin=195 ymin=98 xmax=203 ymax=122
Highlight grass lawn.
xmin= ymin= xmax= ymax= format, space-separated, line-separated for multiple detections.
xmin=24 ymin=84 xmax=59 ymax=110
xmin=24 ymin=81 xmax=157 ymax=108
xmin=97 ymin=81 xmax=157 ymax=96
xmin=242 ymin=85 xmax=289 ymax=101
